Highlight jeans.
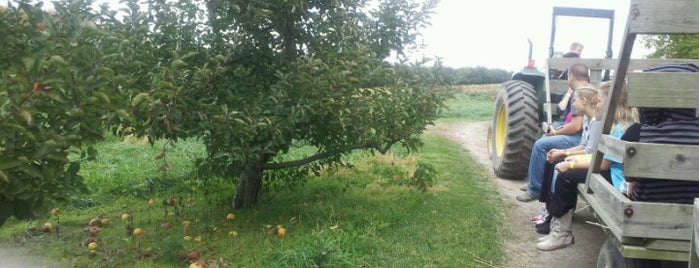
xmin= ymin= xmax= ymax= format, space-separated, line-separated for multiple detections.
xmin=527 ymin=133 xmax=581 ymax=196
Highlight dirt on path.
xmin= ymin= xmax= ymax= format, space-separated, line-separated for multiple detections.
xmin=426 ymin=121 xmax=607 ymax=268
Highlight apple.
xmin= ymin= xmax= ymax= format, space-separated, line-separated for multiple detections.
xmin=226 ymin=213 xmax=236 ymax=220
xmin=50 ymin=208 xmax=60 ymax=216
xmin=41 ymin=223 xmax=52 ymax=233
xmin=228 ymin=231 xmax=238 ymax=238
xmin=277 ymin=227 xmax=286 ymax=238
xmin=193 ymin=236 xmax=202 ymax=243
xmin=87 ymin=242 xmax=98 ymax=250
xmin=148 ymin=198 xmax=156 ymax=206
xmin=188 ymin=251 xmax=199 ymax=260
xmin=84 ymin=238 xmax=96 ymax=246
xmin=100 ymin=218 xmax=109 ymax=226
xmin=164 ymin=196 xmax=176 ymax=206
xmin=121 ymin=213 xmax=130 ymax=221
xmin=132 ymin=228 xmax=144 ymax=238
xmin=89 ymin=218 xmax=101 ymax=227
xmin=88 ymin=226 xmax=101 ymax=236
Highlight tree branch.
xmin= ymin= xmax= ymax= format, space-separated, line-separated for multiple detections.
xmin=260 ymin=140 xmax=393 ymax=170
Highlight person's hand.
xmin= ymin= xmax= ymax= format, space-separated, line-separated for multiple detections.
xmin=546 ymin=149 xmax=563 ymax=163
xmin=556 ymin=161 xmax=572 ymax=173
xmin=545 ymin=125 xmax=557 ymax=136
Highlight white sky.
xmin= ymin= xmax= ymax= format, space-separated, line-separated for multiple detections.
xmin=412 ymin=0 xmax=651 ymax=71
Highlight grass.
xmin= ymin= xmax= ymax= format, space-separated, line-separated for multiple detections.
xmin=438 ymin=85 xmax=497 ymax=123
xmin=0 ymin=90 xmax=502 ymax=267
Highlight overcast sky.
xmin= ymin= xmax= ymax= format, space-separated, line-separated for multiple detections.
xmin=411 ymin=0 xmax=650 ymax=71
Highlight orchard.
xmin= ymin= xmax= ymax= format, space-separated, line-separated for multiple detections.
xmin=1 ymin=0 xmax=446 ymax=224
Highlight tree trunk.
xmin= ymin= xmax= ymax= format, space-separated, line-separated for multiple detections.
xmin=231 ymin=164 xmax=263 ymax=209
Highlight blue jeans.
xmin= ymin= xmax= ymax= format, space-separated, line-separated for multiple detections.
xmin=527 ymin=133 xmax=581 ymax=196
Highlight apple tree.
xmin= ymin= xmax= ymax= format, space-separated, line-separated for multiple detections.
xmin=0 ymin=1 xmax=124 ymax=225
xmin=133 ymin=0 xmax=447 ymax=209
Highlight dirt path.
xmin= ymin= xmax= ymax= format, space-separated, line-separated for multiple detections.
xmin=426 ymin=121 xmax=606 ymax=268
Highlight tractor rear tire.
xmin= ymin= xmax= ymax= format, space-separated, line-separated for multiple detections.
xmin=487 ymin=80 xmax=539 ymax=180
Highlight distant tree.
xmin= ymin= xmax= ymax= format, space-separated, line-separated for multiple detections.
xmin=641 ymin=34 xmax=699 ymax=59
xmin=415 ymin=64 xmax=511 ymax=86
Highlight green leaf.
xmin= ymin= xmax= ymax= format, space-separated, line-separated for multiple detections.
xmin=131 ymin=93 xmax=150 ymax=107
xmin=0 ymin=170 xmax=8 ymax=183
xmin=0 ymin=159 xmax=23 ymax=170
xmin=48 ymin=55 xmax=69 ymax=65
xmin=18 ymin=165 xmax=42 ymax=179
xmin=171 ymin=59 xmax=186 ymax=68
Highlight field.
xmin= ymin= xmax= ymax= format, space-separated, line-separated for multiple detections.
xmin=438 ymin=84 xmax=498 ymax=123
xmin=0 ymin=86 xmax=502 ymax=268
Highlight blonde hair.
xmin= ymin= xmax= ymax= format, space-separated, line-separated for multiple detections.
xmin=598 ymin=82 xmax=640 ymax=129
xmin=575 ymin=86 xmax=599 ymax=113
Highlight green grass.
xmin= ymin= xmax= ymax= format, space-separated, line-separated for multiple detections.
xmin=438 ymin=92 xmax=495 ymax=123
xmin=0 ymin=91 xmax=502 ymax=267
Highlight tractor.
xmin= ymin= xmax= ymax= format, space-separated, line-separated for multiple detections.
xmin=487 ymin=7 xmax=615 ymax=180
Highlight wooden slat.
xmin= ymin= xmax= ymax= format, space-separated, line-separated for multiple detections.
xmin=627 ymin=72 xmax=699 ymax=109
xmin=622 ymin=241 xmax=690 ymax=261
xmin=691 ymin=199 xmax=699 ymax=267
xmin=623 ymin=142 xmax=699 ymax=181
xmin=628 ymin=0 xmax=699 ymax=34
xmin=621 ymin=201 xmax=694 ymax=241
xmin=586 ymin=173 xmax=694 ymax=241
xmin=598 ymin=135 xmax=626 ymax=163
xmin=548 ymin=58 xmax=617 ymax=70
xmin=547 ymin=58 xmax=699 ymax=72
xmin=584 ymin=173 xmax=625 ymax=241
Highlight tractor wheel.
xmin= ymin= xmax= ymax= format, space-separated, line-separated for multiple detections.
xmin=596 ymin=239 xmax=662 ymax=268
xmin=487 ymin=80 xmax=539 ymax=180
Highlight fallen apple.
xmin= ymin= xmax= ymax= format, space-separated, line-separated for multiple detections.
xmin=132 ymin=228 xmax=144 ymax=238
xmin=89 ymin=218 xmax=101 ymax=227
xmin=41 ymin=223 xmax=52 ymax=233
xmin=188 ymin=251 xmax=199 ymax=260
xmin=88 ymin=226 xmax=101 ymax=236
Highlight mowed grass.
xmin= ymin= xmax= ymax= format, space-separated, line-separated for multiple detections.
xmin=438 ymin=84 xmax=497 ymax=123
xmin=0 ymin=90 xmax=503 ymax=267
